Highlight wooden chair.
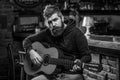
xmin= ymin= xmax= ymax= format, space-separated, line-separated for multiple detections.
xmin=18 ymin=51 xmax=34 ymax=80
xmin=18 ymin=51 xmax=26 ymax=80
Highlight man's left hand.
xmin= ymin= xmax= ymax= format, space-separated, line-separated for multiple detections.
xmin=70 ymin=59 xmax=82 ymax=72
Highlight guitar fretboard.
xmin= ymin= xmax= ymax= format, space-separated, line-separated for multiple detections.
xmin=48 ymin=58 xmax=75 ymax=69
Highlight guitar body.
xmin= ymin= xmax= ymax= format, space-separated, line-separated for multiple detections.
xmin=23 ymin=42 xmax=59 ymax=75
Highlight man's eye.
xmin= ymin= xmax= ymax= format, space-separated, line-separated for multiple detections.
xmin=48 ymin=18 xmax=58 ymax=25
xmin=53 ymin=18 xmax=58 ymax=21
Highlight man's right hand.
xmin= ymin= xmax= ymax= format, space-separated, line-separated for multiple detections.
xmin=29 ymin=49 xmax=43 ymax=65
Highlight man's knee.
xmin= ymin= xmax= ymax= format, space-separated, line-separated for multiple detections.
xmin=69 ymin=74 xmax=84 ymax=80
xmin=59 ymin=74 xmax=84 ymax=80
xmin=31 ymin=75 xmax=49 ymax=80
xmin=74 ymin=74 xmax=84 ymax=80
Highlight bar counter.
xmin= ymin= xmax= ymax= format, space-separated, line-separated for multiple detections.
xmin=87 ymin=35 xmax=120 ymax=58
xmin=88 ymin=38 xmax=120 ymax=50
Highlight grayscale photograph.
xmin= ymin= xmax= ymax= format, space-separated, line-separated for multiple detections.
xmin=0 ymin=0 xmax=119 ymax=80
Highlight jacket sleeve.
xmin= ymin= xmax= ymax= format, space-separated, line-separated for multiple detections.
xmin=75 ymin=29 xmax=91 ymax=63
xmin=23 ymin=32 xmax=45 ymax=53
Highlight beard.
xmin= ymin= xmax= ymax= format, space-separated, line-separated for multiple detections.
xmin=50 ymin=22 xmax=65 ymax=37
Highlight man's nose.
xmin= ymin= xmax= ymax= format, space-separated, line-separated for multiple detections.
xmin=52 ymin=22 xmax=56 ymax=26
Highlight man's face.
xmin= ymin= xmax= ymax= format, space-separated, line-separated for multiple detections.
xmin=47 ymin=13 xmax=64 ymax=37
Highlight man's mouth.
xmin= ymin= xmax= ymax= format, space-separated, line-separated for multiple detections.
xmin=52 ymin=27 xmax=61 ymax=32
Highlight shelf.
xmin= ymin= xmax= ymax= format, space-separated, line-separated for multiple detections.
xmin=78 ymin=10 xmax=120 ymax=15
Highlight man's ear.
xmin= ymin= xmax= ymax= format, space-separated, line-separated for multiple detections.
xmin=58 ymin=12 xmax=64 ymax=22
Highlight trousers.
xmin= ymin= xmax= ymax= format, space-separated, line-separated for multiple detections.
xmin=31 ymin=73 xmax=84 ymax=80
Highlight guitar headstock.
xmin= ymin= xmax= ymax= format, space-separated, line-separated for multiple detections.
xmin=83 ymin=63 xmax=103 ymax=73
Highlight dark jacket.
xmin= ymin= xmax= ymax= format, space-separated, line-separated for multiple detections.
xmin=23 ymin=19 xmax=91 ymax=65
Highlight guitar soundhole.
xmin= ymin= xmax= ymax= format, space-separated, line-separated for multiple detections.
xmin=43 ymin=54 xmax=50 ymax=66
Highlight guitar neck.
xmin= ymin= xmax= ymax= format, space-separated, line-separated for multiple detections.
xmin=48 ymin=58 xmax=75 ymax=69
xmin=48 ymin=58 xmax=87 ymax=69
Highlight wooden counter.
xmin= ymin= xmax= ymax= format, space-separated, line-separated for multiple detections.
xmin=87 ymin=35 xmax=120 ymax=58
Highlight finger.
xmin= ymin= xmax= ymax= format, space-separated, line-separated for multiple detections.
xmin=76 ymin=65 xmax=81 ymax=70
xmin=32 ymin=59 xmax=36 ymax=64
xmin=37 ymin=56 xmax=43 ymax=62
xmin=35 ymin=58 xmax=41 ymax=64
xmin=73 ymin=65 xmax=77 ymax=71
xmin=74 ymin=59 xmax=81 ymax=63
xmin=32 ymin=58 xmax=40 ymax=64
xmin=36 ymin=58 xmax=42 ymax=64
xmin=73 ymin=65 xmax=81 ymax=71
xmin=69 ymin=69 xmax=74 ymax=72
xmin=74 ymin=60 xmax=77 ymax=63
xmin=73 ymin=66 xmax=75 ymax=71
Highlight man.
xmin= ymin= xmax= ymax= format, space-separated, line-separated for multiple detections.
xmin=23 ymin=5 xmax=91 ymax=80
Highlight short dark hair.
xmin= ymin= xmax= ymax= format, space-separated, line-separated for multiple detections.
xmin=43 ymin=5 xmax=61 ymax=19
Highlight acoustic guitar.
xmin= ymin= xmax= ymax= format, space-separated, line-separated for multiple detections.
xmin=23 ymin=42 xmax=103 ymax=75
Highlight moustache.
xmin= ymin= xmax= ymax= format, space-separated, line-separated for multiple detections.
xmin=52 ymin=26 xmax=62 ymax=31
